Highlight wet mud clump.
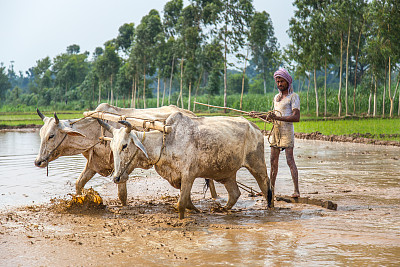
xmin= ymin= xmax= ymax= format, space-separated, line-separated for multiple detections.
xmin=50 ymin=188 xmax=105 ymax=212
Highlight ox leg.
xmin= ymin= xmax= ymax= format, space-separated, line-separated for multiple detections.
xmin=76 ymin=164 xmax=96 ymax=195
xmin=208 ymin=179 xmax=218 ymax=199
xmin=117 ymin=182 xmax=128 ymax=206
xmin=223 ymin=177 xmax=241 ymax=210
xmin=246 ymin=164 xmax=274 ymax=208
xmin=186 ymin=199 xmax=200 ymax=213
xmin=178 ymin=177 xmax=196 ymax=219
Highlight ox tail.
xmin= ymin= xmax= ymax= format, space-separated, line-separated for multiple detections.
xmin=267 ymin=188 xmax=273 ymax=208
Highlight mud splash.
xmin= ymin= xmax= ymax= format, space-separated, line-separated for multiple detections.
xmin=50 ymin=188 xmax=105 ymax=212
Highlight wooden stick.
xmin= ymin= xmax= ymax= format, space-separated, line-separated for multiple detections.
xmin=193 ymin=101 xmax=270 ymax=123
xmin=99 ymin=136 xmax=113 ymax=142
xmin=84 ymin=111 xmax=172 ymax=133
xmin=276 ymin=195 xmax=338 ymax=210
xmin=194 ymin=101 xmax=250 ymax=114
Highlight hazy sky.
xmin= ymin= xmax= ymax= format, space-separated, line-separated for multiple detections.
xmin=0 ymin=0 xmax=294 ymax=74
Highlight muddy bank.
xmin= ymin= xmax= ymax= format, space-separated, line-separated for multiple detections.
xmin=294 ymin=131 xmax=400 ymax=147
xmin=0 ymin=124 xmax=40 ymax=132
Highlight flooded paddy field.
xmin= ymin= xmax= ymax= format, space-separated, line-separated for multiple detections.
xmin=0 ymin=129 xmax=399 ymax=266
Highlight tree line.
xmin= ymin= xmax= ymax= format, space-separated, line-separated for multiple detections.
xmin=1 ymin=0 xmax=399 ymax=118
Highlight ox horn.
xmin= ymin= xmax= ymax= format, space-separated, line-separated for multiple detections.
xmin=118 ymin=120 xmax=132 ymax=134
xmin=54 ymin=113 xmax=60 ymax=125
xmin=36 ymin=108 xmax=45 ymax=120
xmin=96 ymin=118 xmax=115 ymax=134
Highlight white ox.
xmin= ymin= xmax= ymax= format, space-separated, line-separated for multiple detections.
xmin=98 ymin=112 xmax=273 ymax=219
xmin=34 ymin=103 xmax=195 ymax=205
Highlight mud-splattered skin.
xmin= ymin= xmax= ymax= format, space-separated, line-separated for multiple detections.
xmin=34 ymin=104 xmax=195 ymax=206
xmin=106 ymin=112 xmax=273 ymax=219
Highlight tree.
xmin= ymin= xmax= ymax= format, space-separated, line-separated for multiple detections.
xmin=66 ymin=44 xmax=80 ymax=55
xmin=102 ymin=45 xmax=121 ymax=105
xmin=176 ymin=4 xmax=203 ymax=110
xmin=209 ymin=0 xmax=254 ymax=111
xmin=370 ymin=0 xmax=400 ymax=117
xmin=248 ymin=11 xmax=279 ymax=95
xmin=53 ymin=50 xmax=89 ymax=104
xmin=163 ymin=0 xmax=183 ymax=105
xmin=116 ymin=23 xmax=135 ymax=56
xmin=201 ymin=39 xmax=224 ymax=96
xmin=0 ymin=64 xmax=11 ymax=100
xmin=227 ymin=72 xmax=248 ymax=94
xmin=133 ymin=9 xmax=163 ymax=108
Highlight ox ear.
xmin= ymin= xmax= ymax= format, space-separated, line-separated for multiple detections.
xmin=60 ymin=127 xmax=86 ymax=137
xmin=130 ymin=133 xmax=148 ymax=159
xmin=96 ymin=118 xmax=116 ymax=136
xmin=59 ymin=123 xmax=86 ymax=137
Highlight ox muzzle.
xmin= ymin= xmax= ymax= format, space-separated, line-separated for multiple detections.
xmin=113 ymin=174 xmax=128 ymax=184
xmin=34 ymin=158 xmax=48 ymax=168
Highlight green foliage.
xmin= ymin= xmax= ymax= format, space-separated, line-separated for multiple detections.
xmin=2 ymin=0 xmax=400 ymax=122
xmin=227 ymin=73 xmax=248 ymax=94
xmin=0 ymin=65 xmax=12 ymax=99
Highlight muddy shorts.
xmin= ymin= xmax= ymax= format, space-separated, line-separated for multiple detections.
xmin=268 ymin=121 xmax=295 ymax=149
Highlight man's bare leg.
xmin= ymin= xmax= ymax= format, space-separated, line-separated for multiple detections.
xmin=285 ymin=147 xmax=300 ymax=197
xmin=270 ymin=147 xmax=281 ymax=190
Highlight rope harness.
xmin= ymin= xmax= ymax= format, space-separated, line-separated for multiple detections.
xmin=45 ymin=133 xmax=67 ymax=176
xmin=71 ymin=111 xmax=171 ymax=178
xmin=117 ymin=123 xmax=168 ymax=178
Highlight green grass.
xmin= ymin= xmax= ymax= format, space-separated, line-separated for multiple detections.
xmin=0 ymin=111 xmax=85 ymax=126
xmin=254 ymin=117 xmax=400 ymax=142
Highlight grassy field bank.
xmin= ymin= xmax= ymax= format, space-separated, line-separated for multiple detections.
xmin=1 ymin=109 xmax=399 ymax=142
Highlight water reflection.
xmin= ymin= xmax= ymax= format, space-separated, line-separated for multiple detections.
xmin=0 ymin=130 xmax=110 ymax=208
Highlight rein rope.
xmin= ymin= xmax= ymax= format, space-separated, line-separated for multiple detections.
xmin=193 ymin=101 xmax=282 ymax=145
xmin=118 ymin=124 xmax=168 ymax=177
xmin=45 ymin=133 xmax=67 ymax=176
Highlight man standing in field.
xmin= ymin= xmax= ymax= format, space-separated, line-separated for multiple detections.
xmin=250 ymin=68 xmax=301 ymax=198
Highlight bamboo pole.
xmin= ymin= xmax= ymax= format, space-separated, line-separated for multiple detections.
xmin=193 ymin=101 xmax=271 ymax=123
xmin=194 ymin=101 xmax=250 ymax=114
xmin=84 ymin=111 xmax=172 ymax=133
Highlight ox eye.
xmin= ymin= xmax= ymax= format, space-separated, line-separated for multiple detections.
xmin=122 ymin=144 xmax=127 ymax=151
xmin=49 ymin=134 xmax=55 ymax=139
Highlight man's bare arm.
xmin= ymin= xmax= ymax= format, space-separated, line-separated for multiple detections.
xmin=270 ymin=109 xmax=300 ymax=122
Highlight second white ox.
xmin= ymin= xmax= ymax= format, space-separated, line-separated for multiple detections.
xmin=98 ymin=112 xmax=273 ymax=219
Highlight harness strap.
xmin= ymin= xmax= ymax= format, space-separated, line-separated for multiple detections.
xmin=45 ymin=133 xmax=68 ymax=176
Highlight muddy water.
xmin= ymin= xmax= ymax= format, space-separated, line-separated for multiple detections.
xmin=0 ymin=130 xmax=110 ymax=208
xmin=1 ymin=130 xmax=399 ymax=265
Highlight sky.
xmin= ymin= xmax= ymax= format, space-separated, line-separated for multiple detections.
xmin=0 ymin=0 xmax=295 ymax=74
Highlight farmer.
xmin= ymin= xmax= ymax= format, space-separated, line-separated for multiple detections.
xmin=250 ymin=68 xmax=301 ymax=198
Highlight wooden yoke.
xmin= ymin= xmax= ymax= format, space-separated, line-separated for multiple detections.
xmin=83 ymin=111 xmax=172 ymax=133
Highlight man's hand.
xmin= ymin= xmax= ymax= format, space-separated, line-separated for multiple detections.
xmin=267 ymin=112 xmax=278 ymax=121
xmin=249 ymin=111 xmax=262 ymax=118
